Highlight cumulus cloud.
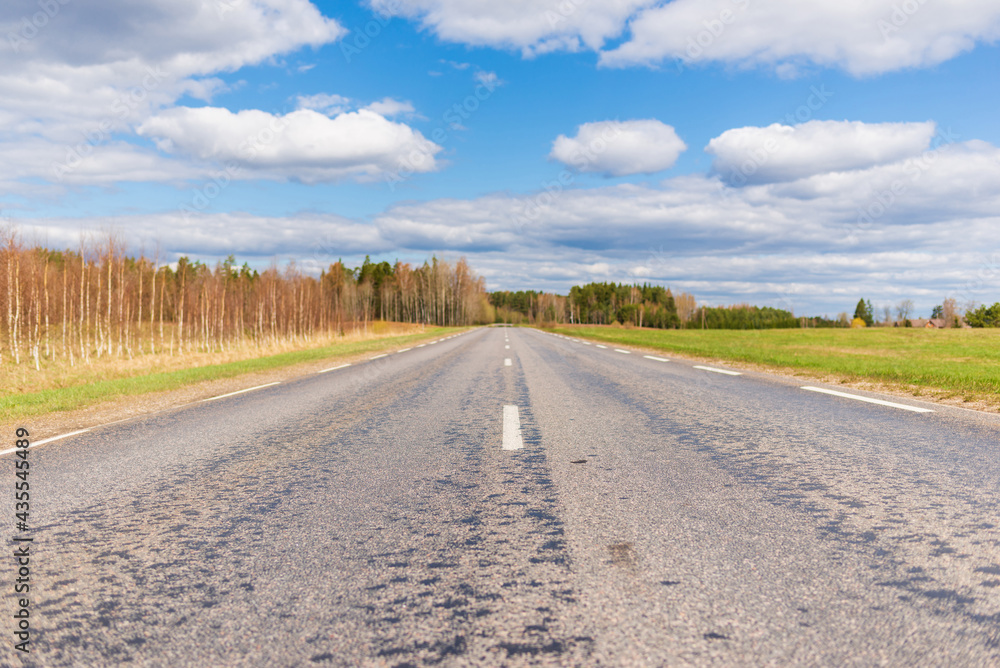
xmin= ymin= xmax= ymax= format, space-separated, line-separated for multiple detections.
xmin=369 ymin=0 xmax=1000 ymax=75
xmin=602 ymin=0 xmax=1000 ymax=74
xmin=0 ymin=0 xmax=344 ymax=129
xmin=137 ymin=107 xmax=442 ymax=183
xmin=550 ymin=120 xmax=687 ymax=177
xmin=17 ymin=134 xmax=1000 ymax=313
xmin=706 ymin=120 xmax=938 ymax=186
xmin=368 ymin=0 xmax=655 ymax=55
xmin=363 ymin=98 xmax=417 ymax=117
xmin=297 ymin=93 xmax=353 ymax=115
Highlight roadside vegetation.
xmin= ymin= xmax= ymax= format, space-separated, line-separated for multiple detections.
xmin=1 ymin=323 xmax=458 ymax=424
xmin=0 ymin=228 xmax=489 ymax=372
xmin=545 ymin=325 xmax=1000 ymax=407
xmin=1 ymin=227 xmax=485 ymax=424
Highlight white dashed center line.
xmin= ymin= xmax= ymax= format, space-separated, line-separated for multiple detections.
xmin=801 ymin=386 xmax=934 ymax=413
xmin=502 ymin=405 xmax=524 ymax=450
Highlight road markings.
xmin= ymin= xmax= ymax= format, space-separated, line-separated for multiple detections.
xmin=0 ymin=429 xmax=91 ymax=458
xmin=801 ymin=386 xmax=934 ymax=413
xmin=417 ymin=343 xmax=426 ymax=347
xmin=614 ymin=349 xmax=631 ymax=354
xmin=596 ymin=344 xmax=607 ymax=349
xmin=693 ymin=365 xmax=742 ymax=376
xmin=505 ymin=345 xmax=510 ymax=349
xmin=370 ymin=353 xmax=389 ymax=360
xmin=397 ymin=348 xmax=411 ymax=353
xmin=581 ymin=341 xmax=592 ymax=345
xmin=202 ymin=382 xmax=281 ymax=402
xmin=644 ymin=355 xmax=669 ymax=362
xmin=502 ymin=405 xmax=524 ymax=450
xmin=504 ymin=358 xmax=512 ymax=366
xmin=429 ymin=340 xmax=439 ymax=344
xmin=318 ymin=363 xmax=351 ymax=373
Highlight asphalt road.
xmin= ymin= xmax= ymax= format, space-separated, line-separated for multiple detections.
xmin=6 ymin=326 xmax=1000 ymax=666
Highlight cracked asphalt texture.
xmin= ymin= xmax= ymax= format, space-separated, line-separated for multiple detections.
xmin=6 ymin=326 xmax=1000 ymax=666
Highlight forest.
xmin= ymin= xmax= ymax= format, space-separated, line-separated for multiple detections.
xmin=489 ymin=282 xmax=827 ymax=329
xmin=0 ymin=230 xmax=490 ymax=369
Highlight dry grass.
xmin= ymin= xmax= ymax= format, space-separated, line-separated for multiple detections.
xmin=1 ymin=323 xmax=460 ymax=435
xmin=1 ymin=322 xmax=423 ymax=395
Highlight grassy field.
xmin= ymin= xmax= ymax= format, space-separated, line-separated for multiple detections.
xmin=1 ymin=325 xmax=461 ymax=424
xmin=546 ymin=325 xmax=1000 ymax=406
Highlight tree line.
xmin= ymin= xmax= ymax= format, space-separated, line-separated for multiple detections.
xmin=0 ymin=229 xmax=490 ymax=369
xmin=850 ymin=297 xmax=998 ymax=327
xmin=489 ymin=282 xmax=839 ymax=329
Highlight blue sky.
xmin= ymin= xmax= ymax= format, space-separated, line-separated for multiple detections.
xmin=2 ymin=0 xmax=1000 ymax=317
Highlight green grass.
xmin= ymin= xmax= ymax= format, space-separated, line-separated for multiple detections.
xmin=546 ymin=326 xmax=1000 ymax=400
xmin=2 ymin=327 xmax=459 ymax=424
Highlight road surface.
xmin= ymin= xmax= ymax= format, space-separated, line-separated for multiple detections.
xmin=6 ymin=327 xmax=1000 ymax=666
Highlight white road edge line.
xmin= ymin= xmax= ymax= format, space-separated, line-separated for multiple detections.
xmin=596 ymin=344 xmax=607 ymax=349
xmin=417 ymin=344 xmax=426 ymax=347
xmin=504 ymin=358 xmax=512 ymax=366
xmin=0 ymin=429 xmax=91 ymax=457
xmin=614 ymin=349 xmax=631 ymax=354
xmin=201 ymin=382 xmax=281 ymax=402
xmin=370 ymin=353 xmax=389 ymax=360
xmin=801 ymin=386 xmax=934 ymax=413
xmin=502 ymin=405 xmax=524 ymax=450
xmin=644 ymin=355 xmax=669 ymax=362
xmin=318 ymin=363 xmax=351 ymax=374
xmin=397 ymin=348 xmax=412 ymax=353
xmin=505 ymin=345 xmax=510 ymax=349
xmin=693 ymin=365 xmax=742 ymax=376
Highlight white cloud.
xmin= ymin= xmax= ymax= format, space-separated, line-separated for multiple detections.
xmin=601 ymin=0 xmax=1000 ymax=75
xmin=137 ymin=106 xmax=442 ymax=183
xmin=0 ymin=0 xmax=345 ymax=129
xmin=369 ymin=0 xmax=656 ymax=55
xmin=297 ymin=93 xmax=353 ymax=115
xmin=369 ymin=0 xmax=1000 ymax=75
xmin=363 ymin=98 xmax=417 ymax=117
xmin=363 ymin=134 xmax=1000 ymax=312
xmin=473 ymin=71 xmax=503 ymax=88
xmin=550 ymin=120 xmax=687 ymax=177
xmin=0 ymin=0 xmax=360 ymax=187
xmin=706 ymin=120 xmax=938 ymax=186
xmin=17 ymin=132 xmax=1000 ymax=314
